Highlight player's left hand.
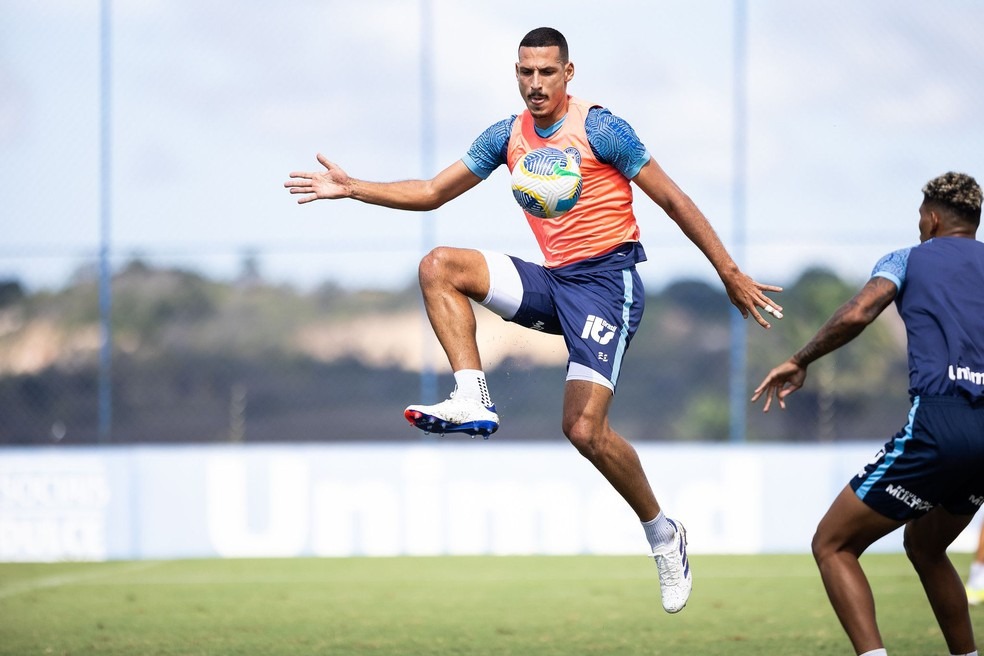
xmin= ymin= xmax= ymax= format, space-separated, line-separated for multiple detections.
xmin=725 ymin=275 xmax=783 ymax=329
xmin=750 ymin=359 xmax=806 ymax=412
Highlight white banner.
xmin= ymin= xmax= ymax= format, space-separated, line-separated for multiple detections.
xmin=1 ymin=443 xmax=980 ymax=562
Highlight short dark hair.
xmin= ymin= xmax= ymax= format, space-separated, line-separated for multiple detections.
xmin=519 ymin=27 xmax=569 ymax=62
xmin=922 ymin=171 xmax=982 ymax=227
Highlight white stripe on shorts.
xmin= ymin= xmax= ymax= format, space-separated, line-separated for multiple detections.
xmin=479 ymin=250 xmax=523 ymax=321
xmin=567 ymin=362 xmax=615 ymax=392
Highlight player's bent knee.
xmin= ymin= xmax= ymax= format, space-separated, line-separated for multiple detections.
xmin=902 ymin=532 xmax=942 ymax=569
xmin=811 ymin=529 xmax=835 ymax=564
xmin=418 ymin=247 xmax=461 ymax=290
xmin=902 ymin=535 xmax=918 ymax=565
xmin=562 ymin=420 xmax=608 ymax=460
xmin=418 ymin=247 xmax=487 ymax=295
xmin=562 ymin=420 xmax=590 ymax=451
xmin=418 ymin=247 xmax=450 ymax=277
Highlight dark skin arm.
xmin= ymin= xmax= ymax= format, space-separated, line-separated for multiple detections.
xmin=750 ymin=275 xmax=898 ymax=412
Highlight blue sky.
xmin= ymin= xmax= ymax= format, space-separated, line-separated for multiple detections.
xmin=1 ymin=0 xmax=982 ymax=292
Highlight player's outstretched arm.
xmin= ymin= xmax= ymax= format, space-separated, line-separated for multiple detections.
xmin=633 ymin=159 xmax=783 ymax=328
xmin=285 ymin=154 xmax=482 ymax=211
xmin=751 ymin=276 xmax=898 ymax=411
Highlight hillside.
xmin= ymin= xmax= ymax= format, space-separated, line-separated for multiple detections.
xmin=0 ymin=262 xmax=910 ymax=445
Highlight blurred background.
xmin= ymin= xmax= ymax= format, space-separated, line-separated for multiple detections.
xmin=2 ymin=0 xmax=983 ymax=562
xmin=3 ymin=0 xmax=982 ymax=446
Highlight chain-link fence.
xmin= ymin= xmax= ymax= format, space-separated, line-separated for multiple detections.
xmin=1 ymin=1 xmax=980 ymax=444
xmin=0 ymin=254 xmax=914 ymax=444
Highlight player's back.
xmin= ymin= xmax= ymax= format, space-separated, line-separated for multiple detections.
xmin=899 ymin=237 xmax=984 ymax=401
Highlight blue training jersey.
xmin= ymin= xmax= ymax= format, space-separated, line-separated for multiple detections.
xmin=462 ymin=107 xmax=650 ymax=181
xmin=871 ymin=237 xmax=984 ymax=401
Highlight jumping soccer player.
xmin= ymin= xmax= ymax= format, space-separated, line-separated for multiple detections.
xmin=752 ymin=172 xmax=984 ymax=656
xmin=286 ymin=26 xmax=782 ymax=613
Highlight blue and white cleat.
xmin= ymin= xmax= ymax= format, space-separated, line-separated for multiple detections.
xmin=651 ymin=519 xmax=692 ymax=613
xmin=404 ymin=396 xmax=499 ymax=439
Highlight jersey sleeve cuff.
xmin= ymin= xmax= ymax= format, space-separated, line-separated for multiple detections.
xmin=462 ymin=154 xmax=494 ymax=180
xmin=626 ymin=151 xmax=652 ymax=180
xmin=872 ymin=270 xmax=902 ymax=289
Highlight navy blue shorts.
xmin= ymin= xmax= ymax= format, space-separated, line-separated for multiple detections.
xmin=506 ymin=256 xmax=645 ymax=392
xmin=850 ymin=395 xmax=984 ymax=521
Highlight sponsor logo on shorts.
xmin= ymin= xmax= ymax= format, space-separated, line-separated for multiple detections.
xmin=581 ymin=315 xmax=616 ymax=345
xmin=948 ymin=364 xmax=984 ymax=385
xmin=531 ymin=320 xmax=545 ymax=332
xmin=885 ymin=484 xmax=933 ymax=512
xmin=970 ymin=495 xmax=984 ymax=508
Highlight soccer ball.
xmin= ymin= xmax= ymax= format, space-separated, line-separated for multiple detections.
xmin=510 ymin=147 xmax=583 ymax=219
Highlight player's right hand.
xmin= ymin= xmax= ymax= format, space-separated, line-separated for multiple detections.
xmin=750 ymin=359 xmax=806 ymax=412
xmin=284 ymin=153 xmax=350 ymax=203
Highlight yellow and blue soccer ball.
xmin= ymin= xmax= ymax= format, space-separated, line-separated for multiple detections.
xmin=510 ymin=147 xmax=583 ymax=219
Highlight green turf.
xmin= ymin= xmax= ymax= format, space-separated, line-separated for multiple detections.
xmin=0 ymin=554 xmax=979 ymax=655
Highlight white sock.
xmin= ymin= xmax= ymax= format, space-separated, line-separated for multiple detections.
xmin=951 ymin=651 xmax=978 ymax=656
xmin=642 ymin=511 xmax=676 ymax=550
xmin=859 ymin=649 xmax=887 ymax=656
xmin=969 ymin=561 xmax=984 ymax=588
xmin=453 ymin=369 xmax=492 ymax=406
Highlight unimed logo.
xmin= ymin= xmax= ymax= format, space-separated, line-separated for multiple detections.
xmin=948 ymin=364 xmax=984 ymax=386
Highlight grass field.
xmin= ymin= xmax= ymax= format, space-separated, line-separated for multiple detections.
xmin=1 ymin=553 xmax=980 ymax=655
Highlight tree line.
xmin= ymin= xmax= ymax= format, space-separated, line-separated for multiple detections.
xmin=0 ymin=261 xmax=909 ymax=445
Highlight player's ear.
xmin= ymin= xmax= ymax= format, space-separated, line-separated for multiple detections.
xmin=565 ymin=62 xmax=574 ymax=82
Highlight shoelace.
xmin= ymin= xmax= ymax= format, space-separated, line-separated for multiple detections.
xmin=651 ymin=543 xmax=684 ymax=585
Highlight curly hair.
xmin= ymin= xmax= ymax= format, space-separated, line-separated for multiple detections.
xmin=922 ymin=172 xmax=982 ymax=226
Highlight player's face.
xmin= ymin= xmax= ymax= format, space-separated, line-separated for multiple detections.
xmin=515 ymin=46 xmax=573 ymax=127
